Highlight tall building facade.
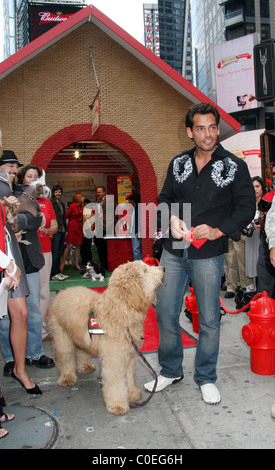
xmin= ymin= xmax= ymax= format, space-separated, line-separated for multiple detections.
xmin=191 ymin=0 xmax=275 ymax=131
xmin=191 ymin=0 xmax=225 ymax=98
xmin=158 ymin=0 xmax=192 ymax=80
xmin=144 ymin=0 xmax=193 ymax=82
xmin=144 ymin=3 xmax=160 ymax=56
xmin=222 ymin=0 xmax=274 ymax=41
xmin=2 ymin=0 xmax=17 ymax=58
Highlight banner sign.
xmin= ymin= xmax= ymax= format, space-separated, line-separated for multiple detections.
xmin=117 ymin=176 xmax=132 ymax=204
xmin=222 ymin=129 xmax=264 ymax=177
xmin=29 ymin=3 xmax=82 ymax=41
xmin=214 ymin=34 xmax=258 ymax=113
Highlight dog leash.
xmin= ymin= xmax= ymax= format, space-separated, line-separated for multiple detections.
xmin=127 ymin=328 xmax=158 ymax=409
xmin=66 ymin=242 xmax=85 ymax=271
xmin=127 ymin=292 xmax=262 ymax=408
xmin=220 ymin=292 xmax=262 ymax=315
xmin=88 ymin=315 xmax=158 ymax=408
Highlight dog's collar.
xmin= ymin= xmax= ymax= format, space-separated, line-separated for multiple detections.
xmin=88 ymin=307 xmax=104 ymax=336
xmin=21 ymin=192 xmax=37 ymax=203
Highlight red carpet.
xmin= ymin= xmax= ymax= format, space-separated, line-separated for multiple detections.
xmin=90 ymin=287 xmax=197 ymax=353
xmin=142 ymin=305 xmax=197 ymax=352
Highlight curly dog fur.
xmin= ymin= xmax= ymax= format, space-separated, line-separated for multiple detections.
xmin=48 ymin=260 xmax=164 ymax=415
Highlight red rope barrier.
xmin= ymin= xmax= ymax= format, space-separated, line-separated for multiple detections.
xmin=220 ymin=293 xmax=262 ymax=315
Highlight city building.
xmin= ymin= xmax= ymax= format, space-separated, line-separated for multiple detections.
xmin=191 ymin=0 xmax=275 ymax=184
xmin=144 ymin=0 xmax=193 ymax=82
xmin=2 ymin=0 xmax=84 ymax=60
xmin=143 ymin=3 xmax=160 ymax=56
xmin=191 ymin=0 xmax=275 ymax=128
xmin=222 ymin=0 xmax=274 ymax=41
xmin=191 ymin=0 xmax=224 ymax=98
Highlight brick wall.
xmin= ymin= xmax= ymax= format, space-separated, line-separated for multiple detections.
xmin=0 ymin=22 xmax=193 ymax=255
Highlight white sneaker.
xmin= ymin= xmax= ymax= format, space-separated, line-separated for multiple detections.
xmin=51 ymin=274 xmax=68 ymax=281
xmin=144 ymin=374 xmax=183 ymax=392
xmin=58 ymin=273 xmax=69 ymax=280
xmin=200 ymin=383 xmax=221 ymax=404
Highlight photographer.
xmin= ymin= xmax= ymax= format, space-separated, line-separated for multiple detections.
xmin=242 ymin=177 xmax=265 ymax=299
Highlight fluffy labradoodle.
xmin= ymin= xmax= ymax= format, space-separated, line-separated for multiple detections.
xmin=48 ymin=260 xmax=164 ymax=415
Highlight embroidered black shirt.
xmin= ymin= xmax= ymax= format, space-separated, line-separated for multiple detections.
xmin=157 ymin=143 xmax=256 ymax=259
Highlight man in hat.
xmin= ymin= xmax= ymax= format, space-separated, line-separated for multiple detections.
xmin=0 ymin=150 xmax=23 ymax=185
xmin=0 ymin=151 xmax=54 ymax=386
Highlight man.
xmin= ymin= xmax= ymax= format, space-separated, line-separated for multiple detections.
xmin=94 ymin=186 xmax=108 ymax=269
xmin=144 ymin=103 xmax=255 ymax=404
xmin=0 ymin=150 xmax=23 ymax=185
xmin=50 ymin=184 xmax=68 ymax=281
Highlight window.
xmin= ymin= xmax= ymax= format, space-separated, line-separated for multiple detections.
xmin=260 ymin=0 xmax=270 ymax=18
xmin=231 ymin=112 xmax=257 ymax=132
xmin=261 ymin=24 xmax=271 ymax=40
xmin=244 ymin=0 xmax=255 ymax=17
xmin=265 ymin=113 xmax=275 ymax=131
xmin=246 ymin=23 xmax=256 ymax=35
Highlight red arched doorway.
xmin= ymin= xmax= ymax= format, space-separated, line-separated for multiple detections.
xmin=32 ymin=123 xmax=158 ymax=256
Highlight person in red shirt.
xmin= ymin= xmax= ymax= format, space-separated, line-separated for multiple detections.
xmin=60 ymin=192 xmax=84 ymax=272
xmin=37 ymin=194 xmax=57 ymax=339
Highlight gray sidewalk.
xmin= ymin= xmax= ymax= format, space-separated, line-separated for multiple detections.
xmin=1 ymin=289 xmax=275 ymax=450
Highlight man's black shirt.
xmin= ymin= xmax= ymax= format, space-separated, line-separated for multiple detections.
xmin=157 ymin=143 xmax=256 ymax=259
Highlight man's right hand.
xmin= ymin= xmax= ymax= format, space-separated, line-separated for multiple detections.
xmin=170 ymin=216 xmax=189 ymax=239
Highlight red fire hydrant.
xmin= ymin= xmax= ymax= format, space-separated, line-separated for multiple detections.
xmin=242 ymin=291 xmax=275 ymax=375
xmin=185 ymin=286 xmax=200 ymax=333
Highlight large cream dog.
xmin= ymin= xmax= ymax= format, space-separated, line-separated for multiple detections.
xmin=48 ymin=260 xmax=164 ymax=415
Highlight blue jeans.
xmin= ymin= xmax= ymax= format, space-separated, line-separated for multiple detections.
xmin=131 ymin=235 xmax=142 ymax=260
xmin=51 ymin=231 xmax=66 ymax=276
xmin=0 ymin=272 xmax=44 ymax=362
xmin=156 ymin=248 xmax=224 ymax=386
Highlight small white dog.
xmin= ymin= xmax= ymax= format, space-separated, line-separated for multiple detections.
xmin=82 ymin=261 xmax=105 ymax=281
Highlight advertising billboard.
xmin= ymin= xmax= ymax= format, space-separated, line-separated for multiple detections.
xmin=214 ymin=34 xmax=258 ymax=113
xmin=29 ymin=3 xmax=83 ymax=41
xmin=222 ymin=129 xmax=264 ymax=178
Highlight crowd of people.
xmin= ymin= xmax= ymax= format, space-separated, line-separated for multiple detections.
xmin=0 ymin=151 xmax=116 ymax=439
xmin=223 ymin=173 xmax=275 ymax=308
xmin=0 ymin=103 xmax=275 ymax=438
